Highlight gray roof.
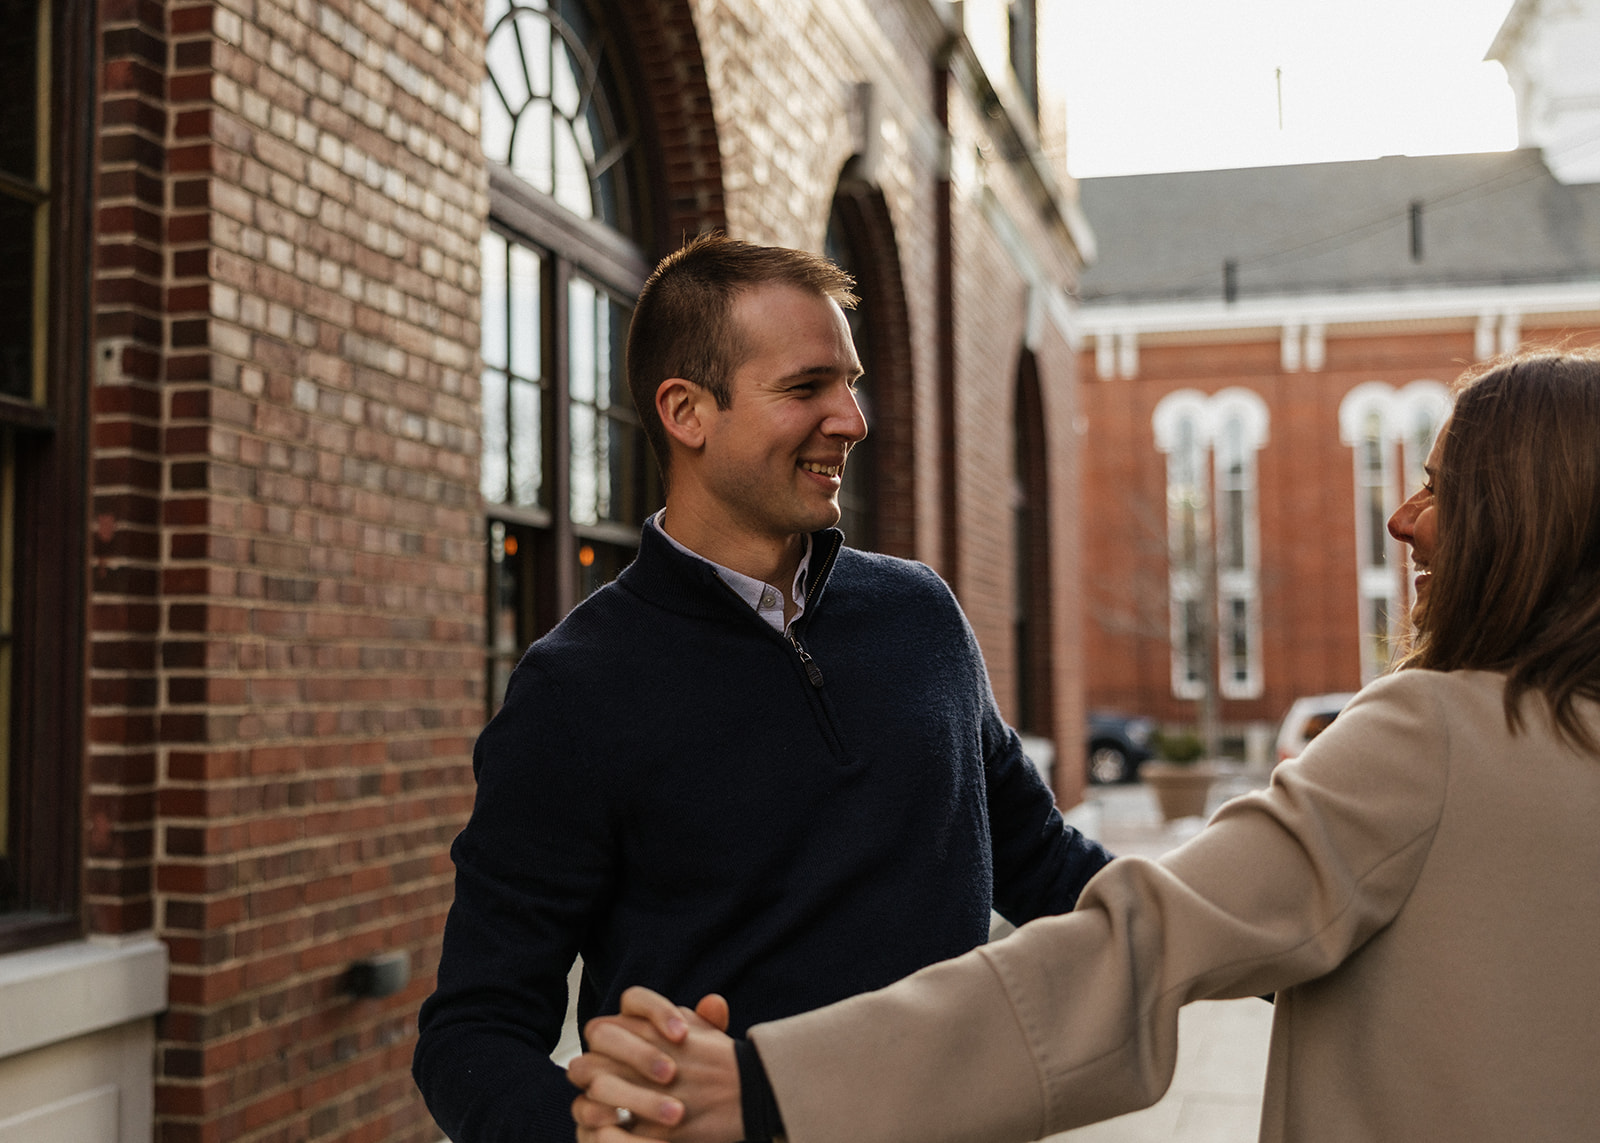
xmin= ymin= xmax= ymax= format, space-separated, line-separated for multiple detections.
xmin=1075 ymin=150 xmax=1600 ymax=304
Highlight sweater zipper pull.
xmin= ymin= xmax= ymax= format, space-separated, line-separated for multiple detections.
xmin=788 ymin=634 xmax=824 ymax=688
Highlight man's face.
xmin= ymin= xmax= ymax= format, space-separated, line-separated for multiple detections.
xmin=696 ymin=284 xmax=867 ymax=546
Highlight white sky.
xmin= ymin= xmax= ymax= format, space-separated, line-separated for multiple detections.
xmin=1050 ymin=0 xmax=1523 ymax=178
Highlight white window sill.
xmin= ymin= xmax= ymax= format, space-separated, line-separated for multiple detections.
xmin=0 ymin=936 xmax=167 ymax=1061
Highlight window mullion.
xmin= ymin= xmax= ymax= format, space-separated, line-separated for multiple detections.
xmin=550 ymin=255 xmax=576 ymax=617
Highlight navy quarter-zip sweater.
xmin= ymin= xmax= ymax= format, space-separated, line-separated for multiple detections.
xmin=414 ymin=526 xmax=1112 ymax=1141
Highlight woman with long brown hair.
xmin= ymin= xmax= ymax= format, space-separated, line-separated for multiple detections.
xmin=569 ymin=351 xmax=1600 ymax=1143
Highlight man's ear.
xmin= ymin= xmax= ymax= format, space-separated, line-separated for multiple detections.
xmin=656 ymin=377 xmax=711 ymax=451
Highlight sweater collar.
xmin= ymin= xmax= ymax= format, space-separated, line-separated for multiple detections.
xmin=620 ymin=521 xmax=844 ymax=625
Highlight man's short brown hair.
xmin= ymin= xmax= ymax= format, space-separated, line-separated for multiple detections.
xmin=626 ymin=232 xmax=857 ymax=482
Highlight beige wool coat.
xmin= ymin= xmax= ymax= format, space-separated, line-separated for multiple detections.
xmin=749 ymin=670 xmax=1600 ymax=1143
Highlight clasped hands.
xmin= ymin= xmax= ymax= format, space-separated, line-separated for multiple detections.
xmin=568 ymin=987 xmax=744 ymax=1143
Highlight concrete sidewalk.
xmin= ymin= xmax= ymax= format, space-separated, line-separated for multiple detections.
xmin=1047 ymin=774 xmax=1274 ymax=1143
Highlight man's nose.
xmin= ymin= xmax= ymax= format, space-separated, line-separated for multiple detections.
xmin=829 ymin=386 xmax=868 ymax=442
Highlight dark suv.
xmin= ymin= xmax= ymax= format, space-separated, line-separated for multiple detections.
xmin=1086 ymin=712 xmax=1156 ymax=784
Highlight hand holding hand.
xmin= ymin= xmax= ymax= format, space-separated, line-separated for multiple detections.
xmin=569 ymin=989 xmax=743 ymax=1143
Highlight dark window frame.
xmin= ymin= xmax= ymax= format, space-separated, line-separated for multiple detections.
xmin=0 ymin=0 xmax=93 ymax=953
xmin=479 ymin=0 xmax=659 ymax=713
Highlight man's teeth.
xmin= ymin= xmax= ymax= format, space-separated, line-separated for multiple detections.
xmin=801 ymin=462 xmax=841 ymax=476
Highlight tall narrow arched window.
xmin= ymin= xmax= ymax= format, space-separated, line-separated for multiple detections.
xmin=1010 ymin=352 xmax=1052 ymax=735
xmin=481 ymin=0 xmax=658 ymax=711
xmin=1153 ymin=393 xmax=1209 ymax=700
xmin=1153 ymin=388 xmax=1268 ymax=702
xmin=1210 ymin=391 xmax=1267 ymax=699
xmin=1339 ymin=380 xmax=1448 ymax=682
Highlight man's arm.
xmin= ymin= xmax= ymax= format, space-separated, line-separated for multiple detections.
xmin=414 ymin=662 xmax=616 ymax=1142
xmin=978 ymin=694 xmax=1114 ymax=923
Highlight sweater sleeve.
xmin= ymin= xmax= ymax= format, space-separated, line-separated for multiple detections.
xmin=750 ymin=671 xmax=1451 ymax=1143
xmin=983 ymin=705 xmax=1114 ymax=924
xmin=413 ymin=661 xmax=616 ymax=1143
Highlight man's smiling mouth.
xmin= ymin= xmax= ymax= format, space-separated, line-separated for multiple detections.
xmin=800 ymin=461 xmax=843 ymax=477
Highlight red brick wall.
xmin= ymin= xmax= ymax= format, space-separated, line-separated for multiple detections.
xmin=90 ymin=0 xmax=488 ymax=1136
xmin=90 ymin=0 xmax=170 ymax=941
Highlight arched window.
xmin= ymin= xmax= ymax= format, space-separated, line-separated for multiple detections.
xmin=1153 ymin=389 xmax=1268 ymax=701
xmin=482 ymin=0 xmax=641 ymax=234
xmin=1338 ymin=381 xmax=1449 ymax=681
xmin=481 ymin=0 xmax=658 ymax=710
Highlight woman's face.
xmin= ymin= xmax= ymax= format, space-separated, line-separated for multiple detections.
xmin=1388 ymin=425 xmax=1446 ymax=620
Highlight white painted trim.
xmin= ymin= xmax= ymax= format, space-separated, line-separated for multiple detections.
xmin=0 ymin=938 xmax=168 ymax=1061
xmin=1080 ymin=279 xmax=1600 ymax=339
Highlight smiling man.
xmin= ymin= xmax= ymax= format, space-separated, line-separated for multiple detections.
xmin=412 ymin=234 xmax=1112 ymax=1143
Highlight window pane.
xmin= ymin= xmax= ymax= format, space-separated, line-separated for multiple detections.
xmin=1182 ymin=599 xmax=1203 ymax=685
xmin=605 ymin=294 xmax=628 ymax=407
xmin=553 ymin=123 xmax=593 ymax=218
xmin=1229 ymin=597 xmax=1249 ymax=682
xmin=570 ymin=401 xmax=596 ymax=526
xmin=602 ymin=413 xmax=633 ymax=521
xmin=568 ymin=276 xmax=596 ymax=403
xmin=482 ymin=78 xmax=513 ymax=162
xmin=481 ymin=233 xmax=508 ymax=370
xmin=522 ymin=10 xmax=551 ymax=97
xmin=512 ymin=98 xmax=555 ymax=196
xmin=481 ymin=368 xmax=508 ymax=503
xmin=0 ymin=198 xmax=36 ymax=401
xmin=1221 ymin=487 xmax=1246 ymax=570
xmin=510 ymin=378 xmax=543 ymax=507
xmin=0 ymin=0 xmax=39 ymax=181
xmin=551 ymin=38 xmax=580 ymax=118
xmin=508 ymin=244 xmax=541 ymax=380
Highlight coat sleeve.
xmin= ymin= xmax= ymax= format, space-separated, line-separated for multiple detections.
xmin=750 ymin=671 xmax=1452 ymax=1143
xmin=413 ymin=661 xmax=616 ymax=1143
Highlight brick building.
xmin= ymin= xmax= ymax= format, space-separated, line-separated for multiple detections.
xmin=0 ymin=0 xmax=1092 ymax=1140
xmin=1075 ymin=141 xmax=1600 ymax=746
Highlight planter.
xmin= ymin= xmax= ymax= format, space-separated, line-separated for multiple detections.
xmin=1141 ymin=762 xmax=1218 ymax=822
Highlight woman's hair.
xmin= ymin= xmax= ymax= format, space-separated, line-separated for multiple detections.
xmin=1399 ymin=350 xmax=1600 ymax=748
